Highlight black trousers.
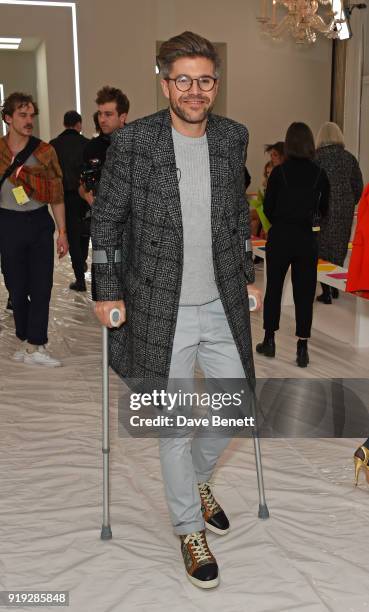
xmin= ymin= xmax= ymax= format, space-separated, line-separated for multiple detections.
xmin=0 ymin=206 xmax=55 ymax=345
xmin=1 ymin=257 xmax=9 ymax=291
xmin=263 ymin=226 xmax=318 ymax=338
xmin=65 ymin=192 xmax=90 ymax=283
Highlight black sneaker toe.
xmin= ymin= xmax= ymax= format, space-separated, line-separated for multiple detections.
xmin=193 ymin=562 xmax=218 ymax=582
xmin=207 ymin=510 xmax=229 ymax=532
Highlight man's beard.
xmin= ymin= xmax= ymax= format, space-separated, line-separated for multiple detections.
xmin=14 ymin=124 xmax=33 ymax=137
xmin=169 ymin=93 xmax=214 ymax=125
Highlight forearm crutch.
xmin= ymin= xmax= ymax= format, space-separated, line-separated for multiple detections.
xmin=253 ymin=431 xmax=269 ymax=519
xmin=100 ymin=309 xmax=121 ymax=540
xmin=249 ymin=294 xmax=269 ymax=520
xmin=99 ymin=302 xmax=269 ymax=535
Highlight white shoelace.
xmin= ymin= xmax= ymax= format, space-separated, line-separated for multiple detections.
xmin=183 ymin=532 xmax=212 ymax=563
xmin=198 ymin=483 xmax=220 ymax=514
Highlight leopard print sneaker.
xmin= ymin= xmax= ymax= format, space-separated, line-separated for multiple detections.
xmin=198 ymin=482 xmax=230 ymax=535
xmin=180 ymin=530 xmax=219 ymax=589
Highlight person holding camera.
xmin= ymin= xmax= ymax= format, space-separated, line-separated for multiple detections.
xmin=79 ymin=86 xmax=130 ymax=209
xmin=50 ymin=111 xmax=90 ymax=292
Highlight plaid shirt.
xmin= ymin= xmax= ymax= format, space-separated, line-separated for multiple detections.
xmin=0 ymin=136 xmax=64 ymax=204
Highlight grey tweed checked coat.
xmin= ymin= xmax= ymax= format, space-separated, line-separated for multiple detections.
xmin=91 ymin=109 xmax=256 ymax=385
xmin=316 ymin=144 xmax=363 ymax=266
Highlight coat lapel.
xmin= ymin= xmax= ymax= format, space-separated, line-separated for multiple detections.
xmin=152 ymin=110 xmax=230 ymax=240
xmin=152 ymin=110 xmax=183 ymax=239
xmin=206 ymin=116 xmax=231 ymax=238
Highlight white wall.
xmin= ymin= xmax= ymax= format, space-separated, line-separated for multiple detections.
xmin=358 ymin=7 xmax=369 ymax=185
xmin=0 ymin=0 xmax=333 ymax=189
xmin=0 ymin=49 xmax=39 ymax=134
xmin=0 ymin=2 xmax=75 ymax=140
xmin=342 ymin=6 xmax=369 ymax=184
xmin=35 ymin=42 xmax=50 ymax=142
xmin=152 ymin=0 xmax=331 ymax=189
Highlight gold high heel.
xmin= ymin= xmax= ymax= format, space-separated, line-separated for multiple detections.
xmin=354 ymin=446 xmax=369 ymax=486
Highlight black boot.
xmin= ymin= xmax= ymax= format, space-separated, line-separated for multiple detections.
xmin=256 ymin=332 xmax=276 ymax=357
xmin=296 ymin=339 xmax=309 ymax=367
xmin=331 ymin=287 xmax=339 ymax=299
xmin=69 ymin=280 xmax=86 ymax=292
xmin=316 ymin=283 xmax=332 ymax=304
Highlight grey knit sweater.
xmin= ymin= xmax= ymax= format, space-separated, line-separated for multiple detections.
xmin=172 ymin=127 xmax=219 ymax=306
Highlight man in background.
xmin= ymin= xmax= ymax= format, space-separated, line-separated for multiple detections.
xmin=0 ymin=92 xmax=68 ymax=366
xmin=51 ymin=111 xmax=90 ymax=291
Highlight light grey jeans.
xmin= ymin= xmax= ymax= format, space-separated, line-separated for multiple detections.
xmin=159 ymin=298 xmax=247 ymax=535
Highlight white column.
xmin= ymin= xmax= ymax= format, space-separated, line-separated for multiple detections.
xmin=359 ymin=76 xmax=369 ymax=185
xmin=35 ymin=42 xmax=50 ymax=143
xmin=343 ymin=10 xmax=365 ymax=157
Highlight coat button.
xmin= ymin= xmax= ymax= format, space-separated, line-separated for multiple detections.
xmin=146 ymin=278 xmax=152 ymax=285
xmin=151 ymin=240 xmax=158 ymax=246
xmin=232 ymin=228 xmax=238 ymax=235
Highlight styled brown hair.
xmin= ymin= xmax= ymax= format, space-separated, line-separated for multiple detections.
xmin=95 ymin=86 xmax=130 ymax=116
xmin=157 ymin=31 xmax=221 ymax=78
xmin=285 ymin=122 xmax=315 ymax=160
xmin=1 ymin=92 xmax=39 ymax=124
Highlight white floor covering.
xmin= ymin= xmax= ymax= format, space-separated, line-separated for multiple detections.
xmin=1 ymin=254 xmax=369 ymax=612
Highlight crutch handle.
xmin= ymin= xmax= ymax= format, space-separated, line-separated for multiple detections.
xmin=249 ymin=295 xmax=257 ymax=312
xmin=109 ymin=308 xmax=122 ymax=327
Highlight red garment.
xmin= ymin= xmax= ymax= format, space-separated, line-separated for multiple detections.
xmin=346 ymin=183 xmax=369 ymax=294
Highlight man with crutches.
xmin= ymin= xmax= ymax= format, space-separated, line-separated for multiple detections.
xmin=92 ymin=31 xmax=268 ymax=590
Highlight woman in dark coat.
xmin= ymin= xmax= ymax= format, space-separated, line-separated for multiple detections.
xmin=256 ymin=122 xmax=330 ymax=367
xmin=316 ymin=122 xmax=363 ymax=303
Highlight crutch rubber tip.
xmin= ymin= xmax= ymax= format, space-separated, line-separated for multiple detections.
xmin=101 ymin=525 xmax=113 ymax=540
xmin=258 ymin=504 xmax=270 ymax=520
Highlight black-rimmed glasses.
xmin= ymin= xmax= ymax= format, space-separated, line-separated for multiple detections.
xmin=166 ymin=75 xmax=217 ymax=92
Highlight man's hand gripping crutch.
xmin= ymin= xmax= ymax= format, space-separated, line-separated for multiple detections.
xmin=95 ymin=300 xmax=126 ymax=328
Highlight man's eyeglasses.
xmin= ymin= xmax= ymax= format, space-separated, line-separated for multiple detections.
xmin=166 ymin=75 xmax=217 ymax=92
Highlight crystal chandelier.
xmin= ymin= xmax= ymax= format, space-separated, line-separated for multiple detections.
xmin=257 ymin=1 xmax=345 ymax=44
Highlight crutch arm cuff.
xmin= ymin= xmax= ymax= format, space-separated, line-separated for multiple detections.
xmin=92 ymin=249 xmax=122 ymax=264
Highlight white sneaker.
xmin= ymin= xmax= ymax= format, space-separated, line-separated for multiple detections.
xmin=12 ymin=345 xmax=27 ymax=362
xmin=23 ymin=346 xmax=61 ymax=367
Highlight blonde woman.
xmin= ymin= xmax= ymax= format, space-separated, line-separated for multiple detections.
xmin=316 ymin=122 xmax=363 ymax=303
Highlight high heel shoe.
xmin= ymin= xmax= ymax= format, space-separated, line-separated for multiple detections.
xmin=354 ymin=446 xmax=369 ymax=486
